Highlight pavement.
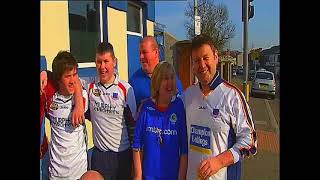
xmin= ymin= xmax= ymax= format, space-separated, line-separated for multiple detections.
xmin=230 ymin=76 xmax=280 ymax=180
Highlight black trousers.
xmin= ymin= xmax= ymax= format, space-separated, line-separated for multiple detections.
xmin=91 ymin=146 xmax=132 ymax=180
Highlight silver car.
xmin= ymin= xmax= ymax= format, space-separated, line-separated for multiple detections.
xmin=251 ymin=70 xmax=276 ymax=99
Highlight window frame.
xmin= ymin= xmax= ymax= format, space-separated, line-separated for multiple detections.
xmin=68 ymin=0 xmax=103 ymax=68
xmin=127 ymin=1 xmax=143 ymax=37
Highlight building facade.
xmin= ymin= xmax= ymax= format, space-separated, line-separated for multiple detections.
xmin=41 ymin=0 xmax=155 ymax=81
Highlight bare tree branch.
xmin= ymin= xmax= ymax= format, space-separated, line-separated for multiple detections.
xmin=184 ymin=0 xmax=235 ymax=52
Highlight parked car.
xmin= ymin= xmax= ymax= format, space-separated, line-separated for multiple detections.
xmin=250 ymin=69 xmax=276 ymax=99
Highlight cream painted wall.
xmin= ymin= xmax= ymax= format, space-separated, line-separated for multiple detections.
xmin=41 ymin=1 xmax=70 ymax=70
xmin=147 ymin=20 xmax=154 ymax=36
xmin=107 ymin=7 xmax=128 ymax=81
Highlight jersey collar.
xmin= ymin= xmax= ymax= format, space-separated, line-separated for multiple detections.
xmin=199 ymin=71 xmax=223 ymax=91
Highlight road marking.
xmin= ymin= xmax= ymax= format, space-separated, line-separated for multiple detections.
xmin=255 ymin=120 xmax=267 ymax=125
xmin=264 ymin=99 xmax=279 ymax=135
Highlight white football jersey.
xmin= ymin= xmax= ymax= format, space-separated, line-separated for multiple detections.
xmin=47 ymin=89 xmax=88 ymax=180
xmin=87 ymin=74 xmax=136 ymax=152
xmin=184 ymin=74 xmax=257 ymax=180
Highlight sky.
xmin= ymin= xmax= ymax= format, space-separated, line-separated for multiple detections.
xmin=155 ymin=0 xmax=279 ymax=51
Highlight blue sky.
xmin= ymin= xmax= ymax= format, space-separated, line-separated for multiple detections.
xmin=155 ymin=0 xmax=279 ymax=51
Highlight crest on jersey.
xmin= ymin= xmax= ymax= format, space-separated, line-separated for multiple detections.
xmin=50 ymin=102 xmax=58 ymax=111
xmin=112 ymin=92 xmax=119 ymax=100
xmin=212 ymin=108 xmax=220 ymax=118
xmin=169 ymin=113 xmax=177 ymax=123
xmin=92 ymin=89 xmax=101 ymax=97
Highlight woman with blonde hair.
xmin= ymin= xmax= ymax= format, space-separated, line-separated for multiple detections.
xmin=132 ymin=61 xmax=188 ymax=180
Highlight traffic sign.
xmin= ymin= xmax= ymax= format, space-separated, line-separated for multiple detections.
xmin=195 ymin=15 xmax=201 ymax=35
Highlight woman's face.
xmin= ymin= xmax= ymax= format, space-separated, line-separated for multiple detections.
xmin=158 ymin=71 xmax=176 ymax=101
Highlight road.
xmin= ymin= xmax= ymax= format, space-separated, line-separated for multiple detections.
xmin=230 ymin=76 xmax=280 ymax=180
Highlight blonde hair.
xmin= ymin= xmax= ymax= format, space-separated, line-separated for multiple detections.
xmin=151 ymin=61 xmax=178 ymax=99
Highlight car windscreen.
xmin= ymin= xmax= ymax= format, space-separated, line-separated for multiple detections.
xmin=256 ymin=72 xmax=273 ymax=80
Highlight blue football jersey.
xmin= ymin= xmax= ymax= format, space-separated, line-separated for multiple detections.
xmin=132 ymin=96 xmax=188 ymax=179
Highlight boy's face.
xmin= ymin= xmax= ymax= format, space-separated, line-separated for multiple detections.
xmin=95 ymin=52 xmax=116 ymax=84
xmin=59 ymin=67 xmax=78 ymax=96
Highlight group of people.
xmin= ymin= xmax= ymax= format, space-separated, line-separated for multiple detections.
xmin=40 ymin=34 xmax=257 ymax=180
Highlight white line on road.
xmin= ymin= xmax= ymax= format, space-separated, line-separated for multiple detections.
xmin=264 ymin=99 xmax=279 ymax=135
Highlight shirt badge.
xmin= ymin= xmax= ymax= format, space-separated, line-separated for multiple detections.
xmin=50 ymin=102 xmax=58 ymax=110
xmin=169 ymin=113 xmax=177 ymax=123
xmin=212 ymin=108 xmax=219 ymax=118
xmin=92 ymin=89 xmax=101 ymax=97
xmin=112 ymin=92 xmax=119 ymax=100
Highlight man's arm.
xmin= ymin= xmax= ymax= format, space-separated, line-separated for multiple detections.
xmin=40 ymin=71 xmax=85 ymax=127
xmin=198 ymin=150 xmax=234 ymax=180
xmin=133 ymin=150 xmax=143 ymax=180
xmin=71 ymin=76 xmax=85 ymax=127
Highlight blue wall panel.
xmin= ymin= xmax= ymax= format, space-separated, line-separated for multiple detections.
xmin=108 ymin=0 xmax=128 ymax=12
xmin=127 ymin=35 xmax=142 ymax=79
xmin=40 ymin=56 xmax=47 ymax=71
xmin=142 ymin=0 xmax=155 ymax=21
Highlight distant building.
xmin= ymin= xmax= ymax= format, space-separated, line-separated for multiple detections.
xmin=261 ymin=45 xmax=280 ymax=77
xmin=164 ymin=32 xmax=178 ymax=65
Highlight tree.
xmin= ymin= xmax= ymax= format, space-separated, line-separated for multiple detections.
xmin=185 ymin=0 xmax=236 ymax=52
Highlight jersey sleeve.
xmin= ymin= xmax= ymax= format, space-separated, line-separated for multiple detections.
xmin=132 ymin=104 xmax=146 ymax=151
xmin=229 ymin=90 xmax=257 ymax=163
xmin=127 ymin=85 xmax=137 ymax=118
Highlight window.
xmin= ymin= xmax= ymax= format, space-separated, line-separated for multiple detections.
xmin=127 ymin=2 xmax=142 ymax=35
xmin=256 ymin=72 xmax=273 ymax=80
xmin=69 ymin=1 xmax=101 ymax=63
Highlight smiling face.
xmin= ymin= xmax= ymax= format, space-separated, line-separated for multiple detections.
xmin=192 ymin=44 xmax=218 ymax=85
xmin=58 ymin=67 xmax=78 ymax=96
xmin=158 ymin=71 xmax=176 ymax=102
xmin=151 ymin=62 xmax=177 ymax=104
xmin=139 ymin=37 xmax=159 ymax=74
xmin=95 ymin=52 xmax=116 ymax=84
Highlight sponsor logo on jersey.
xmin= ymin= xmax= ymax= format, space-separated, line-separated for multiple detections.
xmin=93 ymin=101 xmax=119 ymax=114
xmin=146 ymin=126 xmax=177 ymax=136
xmin=112 ymin=92 xmax=119 ymax=100
xmin=92 ymin=89 xmax=101 ymax=97
xmin=50 ymin=102 xmax=58 ymax=110
xmin=211 ymin=108 xmax=220 ymax=118
xmin=51 ymin=116 xmax=72 ymax=128
xmin=198 ymin=106 xmax=206 ymax=110
xmin=59 ymin=105 xmax=69 ymax=109
xmin=169 ymin=113 xmax=177 ymax=123
xmin=190 ymin=125 xmax=212 ymax=154
xmin=147 ymin=106 xmax=155 ymax=111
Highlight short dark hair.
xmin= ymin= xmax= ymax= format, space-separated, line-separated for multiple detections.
xmin=191 ymin=34 xmax=217 ymax=53
xmin=52 ymin=51 xmax=78 ymax=81
xmin=96 ymin=42 xmax=115 ymax=58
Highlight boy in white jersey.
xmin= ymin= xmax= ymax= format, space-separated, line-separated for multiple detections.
xmin=46 ymin=51 xmax=88 ymax=180
xmin=85 ymin=42 xmax=136 ymax=180
xmin=184 ymin=35 xmax=257 ymax=180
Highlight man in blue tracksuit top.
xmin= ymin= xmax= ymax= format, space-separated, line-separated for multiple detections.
xmin=129 ymin=36 xmax=183 ymax=109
